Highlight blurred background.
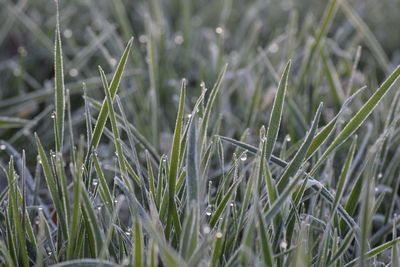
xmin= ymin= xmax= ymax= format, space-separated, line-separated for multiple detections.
xmin=0 ymin=0 xmax=399 ymax=173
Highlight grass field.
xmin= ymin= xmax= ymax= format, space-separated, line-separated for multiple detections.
xmin=0 ymin=0 xmax=400 ymax=266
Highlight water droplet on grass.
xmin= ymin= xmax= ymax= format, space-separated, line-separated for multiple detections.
xmin=215 ymin=27 xmax=224 ymax=35
xmin=18 ymin=46 xmax=27 ymax=56
xmin=139 ymin=35 xmax=148 ymax=43
xmin=0 ymin=145 xmax=6 ymax=150
xmin=216 ymin=232 xmax=223 ymax=238
xmin=69 ymin=68 xmax=78 ymax=77
xmin=268 ymin=43 xmax=279 ymax=53
xmin=174 ymin=34 xmax=184 ymax=45
xmin=240 ymin=151 xmax=248 ymax=161
xmin=63 ymin=29 xmax=72 ymax=38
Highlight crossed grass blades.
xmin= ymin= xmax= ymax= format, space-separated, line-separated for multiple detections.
xmin=1 ymin=0 xmax=400 ymax=266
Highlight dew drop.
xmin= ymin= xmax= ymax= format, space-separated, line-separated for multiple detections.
xmin=92 ymin=179 xmax=99 ymax=186
xmin=187 ymin=114 xmax=192 ymax=119
xmin=110 ymin=58 xmax=117 ymax=67
xmin=377 ymin=173 xmax=383 ymax=179
xmin=69 ymin=68 xmax=78 ymax=77
xmin=230 ymin=202 xmax=235 ymax=207
xmin=114 ymin=199 xmax=118 ymax=204
xmin=174 ymin=34 xmax=184 ymax=45
xmin=203 ymin=226 xmax=211 ymax=234
xmin=97 ymin=206 xmax=102 ymax=211
xmin=18 ymin=46 xmax=27 ymax=56
xmin=216 ymin=232 xmax=223 ymax=238
xmin=63 ymin=29 xmax=73 ymax=38
xmin=215 ymin=27 xmax=224 ymax=35
xmin=38 ymin=207 xmax=43 ymax=211
xmin=51 ymin=112 xmax=55 ymax=119
xmin=240 ymin=151 xmax=248 ymax=161
xmin=125 ymin=231 xmax=131 ymax=236
xmin=0 ymin=144 xmax=6 ymax=150
xmin=139 ymin=34 xmax=148 ymax=43
xmin=280 ymin=241 xmax=288 ymax=249
xmin=200 ymin=81 xmax=206 ymax=88
xmin=205 ymin=204 xmax=213 ymax=216
xmin=13 ymin=67 xmax=22 ymax=76
xmin=268 ymin=43 xmax=279 ymax=53
xmin=374 ymin=187 xmax=379 ymax=192
xmin=285 ymin=136 xmax=291 ymax=142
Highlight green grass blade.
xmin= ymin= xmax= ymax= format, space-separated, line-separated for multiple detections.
xmin=265 ymin=60 xmax=291 ymax=161
xmin=276 ymin=102 xmax=323 ymax=192
xmin=6 ymin=158 xmax=29 ymax=267
xmin=186 ymin=113 xmax=198 ymax=206
xmin=50 ymin=259 xmax=120 ymax=267
xmin=312 ymin=65 xmax=400 ymax=173
xmin=218 ymin=136 xmax=359 ymax=232
xmin=34 ymin=133 xmax=68 ymax=239
xmin=0 ymin=117 xmax=30 ymax=128
xmin=67 ymin=165 xmax=82 ymax=260
xmin=88 ymin=37 xmax=133 ymax=157
xmin=54 ymin=0 xmax=65 ymax=152
xmin=332 ymin=136 xmax=357 ymax=214
xmin=257 ymin=206 xmax=275 ymax=267
xmin=199 ymin=64 xmax=227 ymax=153
xmin=99 ymin=66 xmax=130 ymax=190
xmin=165 ymin=79 xmax=186 ymax=239
xmin=344 ymin=237 xmax=400 ymax=267
xmin=339 ymin=0 xmax=390 ymax=73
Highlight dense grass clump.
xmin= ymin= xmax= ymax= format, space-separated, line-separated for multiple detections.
xmin=1 ymin=0 xmax=400 ymax=266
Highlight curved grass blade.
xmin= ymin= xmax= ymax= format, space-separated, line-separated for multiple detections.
xmin=50 ymin=259 xmax=120 ymax=267
xmin=87 ymin=37 xmax=133 ymax=160
xmin=339 ymin=0 xmax=390 ymax=73
xmin=344 ymin=237 xmax=400 ymax=267
xmin=218 ymin=135 xmax=359 ymax=232
xmin=99 ymin=66 xmax=130 ymax=190
xmin=305 ymin=86 xmax=366 ymax=160
xmin=276 ymin=103 xmax=323 ymax=192
xmin=312 ymin=65 xmax=400 ymax=174
xmin=34 ymin=133 xmax=68 ymax=239
xmin=265 ymin=60 xmax=291 ymax=161
xmin=0 ymin=117 xmax=30 ymax=128
xmin=199 ymin=64 xmax=227 ymax=152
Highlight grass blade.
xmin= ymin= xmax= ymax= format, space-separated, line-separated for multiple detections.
xmin=312 ymin=65 xmax=400 ymax=173
xmin=186 ymin=113 xmax=198 ymax=207
xmin=54 ymin=0 xmax=65 ymax=153
xmin=276 ymin=103 xmax=323 ymax=192
xmin=165 ymin=79 xmax=186 ymax=240
xmin=265 ymin=60 xmax=291 ymax=161
xmin=88 ymin=37 xmax=133 ymax=158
